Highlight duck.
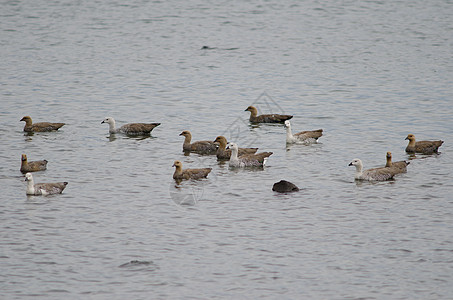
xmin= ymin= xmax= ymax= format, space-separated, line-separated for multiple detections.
xmin=179 ymin=130 xmax=217 ymax=154
xmin=213 ymin=136 xmax=258 ymax=160
xmin=348 ymin=158 xmax=396 ymax=181
xmin=24 ymin=173 xmax=68 ymax=195
xmin=272 ymin=180 xmax=300 ymax=193
xmin=245 ymin=106 xmax=293 ymax=123
xmin=172 ymin=160 xmax=212 ymax=180
xmin=405 ymin=134 xmax=443 ymax=154
xmin=20 ymin=154 xmax=48 ymax=173
xmin=385 ymin=151 xmax=409 ymax=174
xmin=20 ymin=116 xmax=65 ymax=132
xmin=101 ymin=117 xmax=160 ymax=135
xmin=226 ymin=142 xmax=273 ymax=167
xmin=284 ymin=120 xmax=323 ymax=144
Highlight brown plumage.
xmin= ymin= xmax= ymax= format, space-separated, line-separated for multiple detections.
xmin=385 ymin=151 xmax=409 ymax=174
xmin=101 ymin=117 xmax=160 ymax=135
xmin=226 ymin=142 xmax=272 ymax=167
xmin=179 ymin=130 xmax=217 ymax=154
xmin=405 ymin=134 xmax=443 ymax=154
xmin=245 ymin=106 xmax=293 ymax=123
xmin=172 ymin=160 xmax=212 ymax=180
xmin=272 ymin=180 xmax=300 ymax=193
xmin=20 ymin=116 xmax=65 ymax=132
xmin=20 ymin=154 xmax=48 ymax=173
xmin=213 ymin=136 xmax=258 ymax=160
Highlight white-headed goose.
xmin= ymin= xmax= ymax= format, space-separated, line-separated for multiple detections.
xmin=348 ymin=158 xmax=396 ymax=181
xmin=24 ymin=173 xmax=68 ymax=195
xmin=226 ymin=142 xmax=272 ymax=167
xmin=284 ymin=120 xmax=323 ymax=144
xmin=101 ymin=117 xmax=160 ymax=135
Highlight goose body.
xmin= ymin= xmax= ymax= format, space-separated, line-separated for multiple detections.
xmin=101 ymin=117 xmax=160 ymax=135
xmin=20 ymin=154 xmax=48 ymax=173
xmin=20 ymin=116 xmax=65 ymax=132
xmin=385 ymin=151 xmax=409 ymax=174
xmin=213 ymin=136 xmax=258 ymax=160
xmin=349 ymin=158 xmax=396 ymax=181
xmin=179 ymin=130 xmax=217 ymax=154
xmin=172 ymin=160 xmax=212 ymax=180
xmin=25 ymin=173 xmax=68 ymax=195
xmin=284 ymin=120 xmax=323 ymax=144
xmin=272 ymin=180 xmax=300 ymax=193
xmin=245 ymin=106 xmax=292 ymax=123
xmin=226 ymin=142 xmax=272 ymax=167
xmin=405 ymin=134 xmax=443 ymax=154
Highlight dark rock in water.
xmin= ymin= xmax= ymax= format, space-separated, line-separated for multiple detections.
xmin=272 ymin=180 xmax=299 ymax=193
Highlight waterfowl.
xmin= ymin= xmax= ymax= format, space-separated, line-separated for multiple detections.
xmin=348 ymin=158 xmax=396 ymax=181
xmin=101 ymin=117 xmax=160 ymax=135
xmin=20 ymin=116 xmax=65 ymax=132
xmin=172 ymin=160 xmax=212 ymax=180
xmin=24 ymin=173 xmax=68 ymax=195
xmin=272 ymin=180 xmax=300 ymax=193
xmin=226 ymin=142 xmax=273 ymax=167
xmin=179 ymin=130 xmax=217 ymax=154
xmin=284 ymin=120 xmax=323 ymax=144
xmin=405 ymin=134 xmax=443 ymax=154
xmin=385 ymin=151 xmax=409 ymax=174
xmin=245 ymin=106 xmax=293 ymax=123
xmin=20 ymin=154 xmax=48 ymax=173
xmin=213 ymin=136 xmax=258 ymax=160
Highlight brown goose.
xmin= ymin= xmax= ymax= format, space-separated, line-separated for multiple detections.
xmin=272 ymin=180 xmax=300 ymax=193
xmin=385 ymin=151 xmax=409 ymax=174
xmin=226 ymin=142 xmax=273 ymax=167
xmin=348 ymin=158 xmax=397 ymax=181
xmin=213 ymin=136 xmax=258 ymax=160
xmin=101 ymin=117 xmax=160 ymax=135
xmin=172 ymin=160 xmax=212 ymax=180
xmin=20 ymin=116 xmax=65 ymax=132
xmin=25 ymin=173 xmax=68 ymax=195
xmin=405 ymin=134 xmax=443 ymax=154
xmin=284 ymin=120 xmax=323 ymax=144
xmin=20 ymin=154 xmax=48 ymax=173
xmin=245 ymin=106 xmax=293 ymax=123
xmin=179 ymin=130 xmax=217 ymax=154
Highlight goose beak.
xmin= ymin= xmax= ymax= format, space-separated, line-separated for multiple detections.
xmin=348 ymin=162 xmax=353 ymax=166
xmin=101 ymin=120 xmax=105 ymax=124
xmin=405 ymin=137 xmax=409 ymax=140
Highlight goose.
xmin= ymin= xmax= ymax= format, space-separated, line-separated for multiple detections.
xmin=20 ymin=154 xmax=48 ymax=173
xmin=20 ymin=116 xmax=65 ymax=132
xmin=213 ymin=136 xmax=258 ymax=160
xmin=172 ymin=160 xmax=212 ymax=180
xmin=179 ymin=130 xmax=217 ymax=154
xmin=284 ymin=120 xmax=323 ymax=144
xmin=385 ymin=151 xmax=409 ymax=174
xmin=101 ymin=117 xmax=160 ymax=135
xmin=272 ymin=180 xmax=300 ymax=193
xmin=24 ymin=173 xmax=68 ymax=195
xmin=348 ymin=158 xmax=396 ymax=181
xmin=405 ymin=134 xmax=443 ymax=154
xmin=245 ymin=106 xmax=293 ymax=123
xmin=226 ymin=142 xmax=273 ymax=167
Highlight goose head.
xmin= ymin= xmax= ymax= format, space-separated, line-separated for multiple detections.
xmin=405 ymin=134 xmax=415 ymax=141
xmin=284 ymin=120 xmax=291 ymax=128
xmin=348 ymin=158 xmax=363 ymax=168
xmin=21 ymin=154 xmax=27 ymax=162
xmin=172 ymin=160 xmax=183 ymax=169
xmin=213 ymin=136 xmax=227 ymax=146
xmin=101 ymin=117 xmax=115 ymax=125
xmin=24 ymin=172 xmax=33 ymax=182
xmin=225 ymin=142 xmax=238 ymax=151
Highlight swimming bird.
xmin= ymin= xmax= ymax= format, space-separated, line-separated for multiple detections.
xmin=348 ymin=158 xmax=396 ymax=181
xmin=245 ymin=105 xmax=293 ymax=123
xmin=24 ymin=173 xmax=68 ymax=195
xmin=101 ymin=117 xmax=160 ymax=135
xmin=20 ymin=116 xmax=65 ymax=132
xmin=385 ymin=151 xmax=409 ymax=174
xmin=284 ymin=120 xmax=323 ymax=144
xmin=226 ymin=142 xmax=273 ymax=167
xmin=272 ymin=180 xmax=300 ymax=193
xmin=213 ymin=136 xmax=258 ymax=160
xmin=179 ymin=130 xmax=217 ymax=154
xmin=20 ymin=154 xmax=48 ymax=173
xmin=405 ymin=134 xmax=443 ymax=154
xmin=172 ymin=160 xmax=212 ymax=180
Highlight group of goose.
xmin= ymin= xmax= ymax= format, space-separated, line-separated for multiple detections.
xmin=19 ymin=105 xmax=444 ymax=195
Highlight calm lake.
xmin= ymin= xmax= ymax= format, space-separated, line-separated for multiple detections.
xmin=1 ymin=0 xmax=453 ymax=299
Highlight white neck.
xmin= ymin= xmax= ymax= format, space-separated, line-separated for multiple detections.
xmin=26 ymin=177 xmax=35 ymax=195
xmin=285 ymin=125 xmax=294 ymax=140
xmin=229 ymin=146 xmax=239 ymax=162
xmin=108 ymin=119 xmax=116 ymax=133
xmin=354 ymin=162 xmax=363 ymax=179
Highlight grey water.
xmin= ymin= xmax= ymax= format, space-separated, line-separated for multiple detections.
xmin=1 ymin=0 xmax=453 ymax=299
